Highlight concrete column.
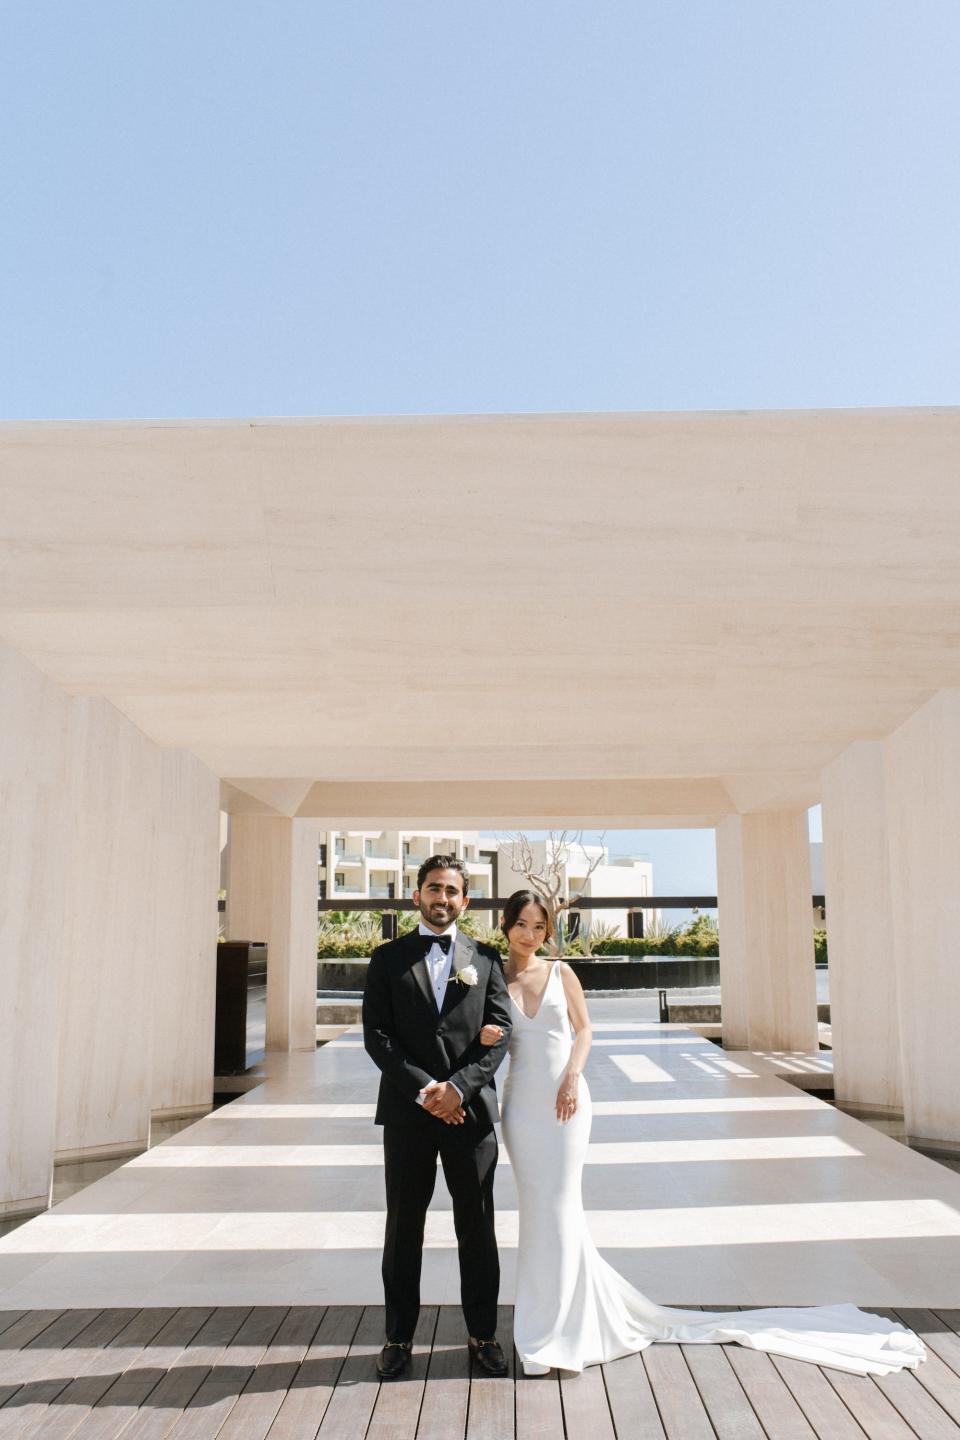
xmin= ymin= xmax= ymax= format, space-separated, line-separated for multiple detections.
xmin=150 ymin=750 xmax=222 ymax=1122
xmin=884 ymin=689 xmax=960 ymax=1152
xmin=821 ymin=741 xmax=902 ymax=1114
xmin=716 ymin=810 xmax=817 ymax=1051
xmin=227 ymin=815 xmax=319 ymax=1052
xmin=0 ymin=644 xmax=70 ymax=1217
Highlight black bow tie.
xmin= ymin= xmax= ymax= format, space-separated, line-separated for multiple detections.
xmin=422 ymin=932 xmax=453 ymax=955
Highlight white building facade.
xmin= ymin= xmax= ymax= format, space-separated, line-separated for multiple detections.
xmin=320 ymin=829 xmax=495 ymax=904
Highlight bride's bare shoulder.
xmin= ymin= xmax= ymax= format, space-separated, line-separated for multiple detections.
xmin=557 ymin=960 xmax=584 ymax=992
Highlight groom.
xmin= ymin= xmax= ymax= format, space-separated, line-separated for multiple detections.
xmin=362 ymin=854 xmax=512 ymax=1378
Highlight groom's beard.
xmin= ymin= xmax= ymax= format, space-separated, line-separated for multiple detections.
xmin=419 ymin=900 xmax=462 ymax=929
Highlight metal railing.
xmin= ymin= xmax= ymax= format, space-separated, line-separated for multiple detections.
xmin=220 ymin=893 xmax=824 ymax=951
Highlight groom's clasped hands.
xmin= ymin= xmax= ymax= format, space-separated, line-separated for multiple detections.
xmin=418 ymin=1079 xmax=465 ymax=1123
xmin=419 ymin=1023 xmax=507 ymax=1122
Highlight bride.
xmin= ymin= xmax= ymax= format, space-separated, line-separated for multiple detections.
xmin=479 ymin=889 xmax=926 ymax=1378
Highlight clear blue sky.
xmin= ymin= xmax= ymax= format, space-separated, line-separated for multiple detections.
xmin=2 ymin=2 xmax=958 ymax=419
xmin=0 ymin=5 xmax=950 ymax=894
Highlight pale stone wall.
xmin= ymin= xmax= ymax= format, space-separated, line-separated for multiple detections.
xmin=0 ymin=645 xmax=220 ymax=1210
xmin=0 ymin=644 xmax=71 ymax=1215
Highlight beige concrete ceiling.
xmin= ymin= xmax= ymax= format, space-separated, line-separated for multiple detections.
xmin=3 ymin=408 xmax=959 ymax=824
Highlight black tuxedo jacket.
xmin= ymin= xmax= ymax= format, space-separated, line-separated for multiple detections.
xmin=362 ymin=928 xmax=513 ymax=1133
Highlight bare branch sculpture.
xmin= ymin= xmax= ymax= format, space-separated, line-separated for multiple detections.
xmin=500 ymin=829 xmax=608 ymax=955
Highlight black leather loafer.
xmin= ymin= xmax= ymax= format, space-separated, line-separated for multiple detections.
xmin=376 ymin=1341 xmax=412 ymax=1378
xmin=468 ymin=1336 xmax=508 ymax=1375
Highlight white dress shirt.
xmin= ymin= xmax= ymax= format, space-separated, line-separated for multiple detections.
xmin=420 ymin=919 xmax=458 ymax=1008
xmin=415 ymin=920 xmax=463 ymax=1106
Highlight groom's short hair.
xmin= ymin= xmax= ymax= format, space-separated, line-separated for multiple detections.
xmin=417 ymin=854 xmax=470 ymax=895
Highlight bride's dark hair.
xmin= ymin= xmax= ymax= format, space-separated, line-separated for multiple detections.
xmin=500 ymin=889 xmax=554 ymax=942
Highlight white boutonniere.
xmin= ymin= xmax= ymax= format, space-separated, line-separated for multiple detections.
xmin=447 ymin=963 xmax=479 ymax=988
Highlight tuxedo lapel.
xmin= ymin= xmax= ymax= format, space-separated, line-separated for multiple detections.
xmin=440 ymin=933 xmax=479 ymax=1018
xmin=406 ymin=932 xmax=436 ymax=1009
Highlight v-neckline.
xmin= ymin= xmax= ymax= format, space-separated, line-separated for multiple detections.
xmin=508 ymin=960 xmax=556 ymax=1021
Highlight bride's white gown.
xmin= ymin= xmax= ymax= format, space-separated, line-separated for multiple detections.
xmin=499 ymin=960 xmax=926 ymax=1377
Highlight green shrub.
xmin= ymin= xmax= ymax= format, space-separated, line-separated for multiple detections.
xmin=588 ymin=913 xmax=720 ymax=958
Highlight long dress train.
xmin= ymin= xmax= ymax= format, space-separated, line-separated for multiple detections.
xmin=499 ymin=961 xmax=926 ymax=1377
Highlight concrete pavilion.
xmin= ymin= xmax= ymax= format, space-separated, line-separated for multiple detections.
xmin=3 ymin=406 xmax=960 ymax=1222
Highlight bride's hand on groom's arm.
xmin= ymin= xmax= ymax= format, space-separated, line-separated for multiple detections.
xmin=479 ymin=1024 xmax=504 ymax=1047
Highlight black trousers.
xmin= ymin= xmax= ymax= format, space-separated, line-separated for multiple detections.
xmin=382 ymin=1121 xmax=500 ymax=1342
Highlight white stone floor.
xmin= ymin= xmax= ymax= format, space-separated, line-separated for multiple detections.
xmin=2 ymin=1005 xmax=960 ymax=1312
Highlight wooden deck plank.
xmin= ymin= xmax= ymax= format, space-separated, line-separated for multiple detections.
xmin=767 ymin=1354 xmax=870 ymax=1440
xmin=515 ymin=1369 xmax=564 ymax=1440
xmin=641 ymin=1343 xmax=715 ymax=1440
xmin=314 ymin=1305 xmax=385 ymax=1439
xmin=163 ymin=1306 xmax=290 ymax=1440
xmin=897 ymin=1312 xmax=960 ymax=1380
xmin=117 ymin=1307 xmax=254 ymax=1440
xmin=7 ymin=1302 xmax=960 ymax=1440
xmin=0 ymin=1315 xmax=69 ymax=1410
xmin=24 ymin=1308 xmax=180 ymax=1440
xmin=603 ymin=1348 xmax=666 ymax=1440
xmin=264 ymin=1305 xmax=360 ymax=1440
xmin=558 ymin=1362 xmax=615 ymax=1440
xmin=214 ymin=1306 xmax=326 ymax=1440
xmin=933 ymin=1312 xmax=960 ymax=1350
xmin=68 ymin=1309 xmax=217 ymax=1440
xmin=872 ymin=1369 xmax=960 ymax=1440
xmin=857 ymin=1308 xmax=960 ymax=1440
xmin=722 ymin=1346 xmax=819 ymax=1440
xmin=415 ymin=1306 xmax=470 ymax=1440
xmin=0 ymin=1310 xmax=136 ymax=1440
xmin=366 ymin=1306 xmax=438 ymax=1440
xmin=466 ymin=1304 xmax=514 ymax=1440
xmin=683 ymin=1344 xmax=767 ymax=1440
xmin=891 ymin=1312 xmax=960 ymax=1426
xmin=0 ymin=1312 xmax=102 ymax=1389
xmin=668 ymin=1302 xmax=763 ymax=1440
xmin=821 ymin=1369 xmax=923 ymax=1440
